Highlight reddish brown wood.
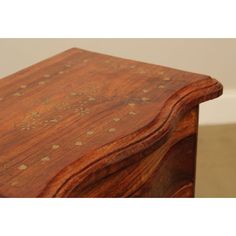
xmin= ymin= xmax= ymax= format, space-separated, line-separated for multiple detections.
xmin=69 ymin=107 xmax=198 ymax=197
xmin=0 ymin=48 xmax=223 ymax=197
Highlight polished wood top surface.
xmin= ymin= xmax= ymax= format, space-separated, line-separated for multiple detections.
xmin=0 ymin=48 xmax=222 ymax=197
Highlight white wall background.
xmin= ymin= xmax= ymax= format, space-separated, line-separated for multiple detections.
xmin=0 ymin=39 xmax=235 ymax=125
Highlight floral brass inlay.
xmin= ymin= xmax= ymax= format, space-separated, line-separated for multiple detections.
xmin=4 ymin=61 xmax=175 ymax=181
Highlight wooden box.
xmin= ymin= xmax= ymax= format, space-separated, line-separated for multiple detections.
xmin=0 ymin=48 xmax=223 ymax=197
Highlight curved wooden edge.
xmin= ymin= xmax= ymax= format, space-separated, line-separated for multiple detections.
xmin=171 ymin=183 xmax=194 ymax=198
xmin=38 ymin=77 xmax=223 ymax=197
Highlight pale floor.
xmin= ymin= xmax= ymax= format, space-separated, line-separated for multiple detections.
xmin=195 ymin=124 xmax=236 ymax=197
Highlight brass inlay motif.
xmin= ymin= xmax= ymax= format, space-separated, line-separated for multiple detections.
xmin=158 ymin=85 xmax=165 ymax=89
xmin=41 ymin=156 xmax=50 ymax=162
xmin=13 ymin=92 xmax=22 ymax=97
xmin=113 ymin=118 xmax=120 ymax=122
xmin=163 ymin=77 xmax=170 ymax=81
xmin=108 ymin=128 xmax=116 ymax=133
xmin=141 ymin=97 xmax=150 ymax=102
xmin=129 ymin=111 xmax=136 ymax=115
xmin=31 ymin=111 xmax=40 ymax=117
xmin=43 ymin=74 xmax=50 ymax=78
xmin=75 ymin=141 xmax=83 ymax=146
xmin=87 ymin=131 xmax=94 ymax=135
xmin=88 ymin=97 xmax=96 ymax=101
xmin=128 ymin=103 xmax=135 ymax=107
xmin=50 ymin=119 xmax=58 ymax=123
xmin=70 ymin=92 xmax=77 ymax=96
xmin=18 ymin=164 xmax=28 ymax=170
xmin=20 ymin=85 xmax=27 ymax=89
xmin=52 ymin=144 xmax=60 ymax=150
xmin=38 ymin=81 xmax=46 ymax=85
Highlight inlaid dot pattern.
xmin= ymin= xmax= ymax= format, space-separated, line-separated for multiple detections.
xmin=129 ymin=111 xmax=136 ymax=115
xmin=9 ymin=63 xmax=175 ymax=174
xmin=88 ymin=97 xmax=96 ymax=101
xmin=108 ymin=128 xmax=116 ymax=133
xmin=163 ymin=77 xmax=171 ymax=81
xmin=43 ymin=74 xmax=50 ymax=78
xmin=75 ymin=141 xmax=83 ymax=146
xmin=18 ymin=164 xmax=27 ymax=170
xmin=141 ymin=97 xmax=150 ymax=102
xmin=113 ymin=117 xmax=120 ymax=122
xmin=41 ymin=156 xmax=50 ymax=162
xmin=128 ymin=103 xmax=135 ymax=107
xmin=52 ymin=144 xmax=60 ymax=150
xmin=13 ymin=92 xmax=22 ymax=96
xmin=38 ymin=81 xmax=46 ymax=85
xmin=87 ymin=131 xmax=94 ymax=135
xmin=70 ymin=92 xmax=77 ymax=96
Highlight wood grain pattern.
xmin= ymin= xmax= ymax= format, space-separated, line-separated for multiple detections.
xmin=69 ymin=107 xmax=198 ymax=197
xmin=0 ymin=48 xmax=223 ymax=197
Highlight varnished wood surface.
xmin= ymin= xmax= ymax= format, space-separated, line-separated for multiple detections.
xmin=0 ymin=48 xmax=223 ymax=197
xmin=69 ymin=107 xmax=198 ymax=197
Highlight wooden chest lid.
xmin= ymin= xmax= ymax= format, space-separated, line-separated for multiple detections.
xmin=0 ymin=48 xmax=222 ymax=197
